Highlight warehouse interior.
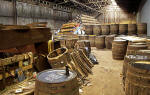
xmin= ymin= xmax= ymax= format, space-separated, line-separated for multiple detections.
xmin=1 ymin=0 xmax=150 ymax=95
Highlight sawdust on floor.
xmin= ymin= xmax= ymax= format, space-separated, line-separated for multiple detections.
xmin=81 ymin=48 xmax=125 ymax=95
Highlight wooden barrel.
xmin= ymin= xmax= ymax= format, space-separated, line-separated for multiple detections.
xmin=47 ymin=47 xmax=69 ymax=68
xmin=65 ymin=38 xmax=78 ymax=49
xmin=78 ymin=35 xmax=89 ymax=40
xmin=95 ymin=35 xmax=105 ymax=49
xmin=112 ymin=40 xmax=128 ymax=60
xmin=125 ymin=61 xmax=150 ymax=95
xmin=147 ymin=39 xmax=150 ymax=49
xmin=101 ymin=25 xmax=110 ymax=35
xmin=85 ymin=25 xmax=93 ymax=35
xmin=126 ymin=44 xmax=148 ymax=55
xmin=123 ymin=55 xmax=150 ymax=90
xmin=128 ymin=24 xmax=137 ymax=35
xmin=119 ymin=24 xmax=128 ymax=35
xmin=137 ymin=23 xmax=147 ymax=36
xmin=93 ymin=25 xmax=101 ymax=35
xmin=89 ymin=35 xmax=96 ymax=47
xmin=105 ymin=35 xmax=116 ymax=49
xmin=128 ymin=41 xmax=146 ymax=45
xmin=136 ymin=50 xmax=150 ymax=56
xmin=35 ymin=69 xmax=79 ymax=95
xmin=75 ymin=40 xmax=91 ymax=54
xmin=110 ymin=24 xmax=119 ymax=34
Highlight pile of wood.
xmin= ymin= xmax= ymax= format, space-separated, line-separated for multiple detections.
xmin=59 ymin=23 xmax=79 ymax=35
xmin=72 ymin=14 xmax=100 ymax=25
xmin=0 ymin=52 xmax=34 ymax=90
xmin=68 ymin=49 xmax=94 ymax=80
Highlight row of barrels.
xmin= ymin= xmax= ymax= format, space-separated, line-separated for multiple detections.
xmin=85 ymin=23 xmax=147 ymax=36
xmin=79 ymin=35 xmax=116 ymax=49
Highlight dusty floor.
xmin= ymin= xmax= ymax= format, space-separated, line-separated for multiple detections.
xmin=81 ymin=48 xmax=125 ymax=95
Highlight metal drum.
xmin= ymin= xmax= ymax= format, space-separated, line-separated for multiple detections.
xmin=35 ymin=69 xmax=79 ymax=95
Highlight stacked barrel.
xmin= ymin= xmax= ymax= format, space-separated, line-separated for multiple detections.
xmin=82 ymin=23 xmax=147 ymax=50
xmin=119 ymin=24 xmax=128 ymax=35
xmin=84 ymin=23 xmax=147 ymax=36
xmin=93 ymin=25 xmax=101 ymax=35
xmin=137 ymin=23 xmax=147 ymax=36
xmin=121 ymin=40 xmax=150 ymax=95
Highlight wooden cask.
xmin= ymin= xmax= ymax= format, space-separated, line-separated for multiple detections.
xmin=93 ymin=25 xmax=101 ymax=35
xmin=47 ymin=47 xmax=69 ymax=68
xmin=125 ymin=61 xmax=150 ymax=95
xmin=119 ymin=24 xmax=128 ymax=35
xmin=89 ymin=35 xmax=96 ymax=47
xmin=85 ymin=25 xmax=93 ymax=35
xmin=112 ymin=40 xmax=127 ymax=60
xmin=123 ymin=55 xmax=150 ymax=90
xmin=137 ymin=23 xmax=147 ymax=36
xmin=126 ymin=44 xmax=148 ymax=55
xmin=35 ymin=69 xmax=79 ymax=95
xmin=128 ymin=24 xmax=137 ymax=35
xmin=105 ymin=35 xmax=116 ymax=49
xmin=110 ymin=24 xmax=119 ymax=34
xmin=136 ymin=50 xmax=150 ymax=56
xmin=65 ymin=38 xmax=78 ymax=49
xmin=101 ymin=25 xmax=110 ymax=35
xmin=95 ymin=35 xmax=105 ymax=49
xmin=75 ymin=40 xmax=91 ymax=54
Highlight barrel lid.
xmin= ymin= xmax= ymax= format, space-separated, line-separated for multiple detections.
xmin=113 ymin=39 xmax=127 ymax=42
xmin=128 ymin=44 xmax=147 ymax=48
xmin=130 ymin=61 xmax=150 ymax=70
xmin=37 ymin=69 xmax=77 ymax=83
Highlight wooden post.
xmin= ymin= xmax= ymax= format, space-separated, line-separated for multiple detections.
xmin=12 ymin=0 xmax=17 ymax=25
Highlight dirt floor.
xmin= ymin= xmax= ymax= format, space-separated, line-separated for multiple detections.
xmin=81 ymin=48 xmax=125 ymax=95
